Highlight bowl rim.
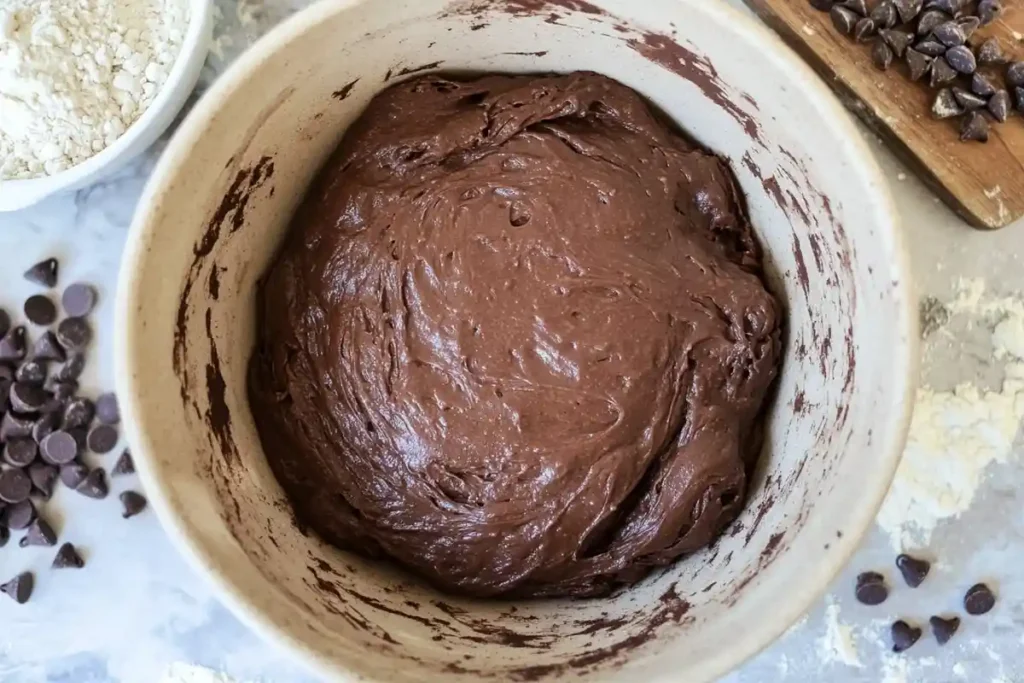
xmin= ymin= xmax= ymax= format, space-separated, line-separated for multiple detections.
xmin=0 ymin=0 xmax=214 ymax=210
xmin=115 ymin=0 xmax=918 ymax=681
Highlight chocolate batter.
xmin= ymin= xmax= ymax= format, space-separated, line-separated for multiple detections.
xmin=249 ymin=72 xmax=782 ymax=599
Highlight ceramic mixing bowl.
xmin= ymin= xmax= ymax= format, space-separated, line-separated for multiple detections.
xmin=115 ymin=1 xmax=917 ymax=681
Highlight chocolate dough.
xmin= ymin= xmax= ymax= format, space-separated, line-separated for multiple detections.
xmin=248 ymin=72 xmax=782 ymax=599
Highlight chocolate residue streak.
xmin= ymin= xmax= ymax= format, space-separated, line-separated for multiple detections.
xmin=627 ymin=32 xmax=761 ymax=142
xmin=384 ymin=68 xmax=394 ymax=82
xmin=471 ymin=22 xmax=488 ymax=30
xmin=503 ymin=50 xmax=549 ymax=56
xmin=500 ymin=0 xmax=604 ymax=14
xmin=791 ymin=233 xmax=810 ymax=297
xmin=395 ymin=62 xmax=443 ymax=78
xmin=793 ymin=389 xmax=806 ymax=414
xmin=744 ymin=493 xmax=775 ymax=545
xmin=332 ymin=79 xmax=360 ymax=101
xmin=761 ymin=531 xmax=784 ymax=560
xmin=204 ymin=309 xmax=235 ymax=464
xmin=808 ymin=234 xmax=825 ymax=273
xmin=207 ymin=265 xmax=221 ymax=300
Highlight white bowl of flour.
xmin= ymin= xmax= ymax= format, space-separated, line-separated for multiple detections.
xmin=0 ymin=0 xmax=212 ymax=211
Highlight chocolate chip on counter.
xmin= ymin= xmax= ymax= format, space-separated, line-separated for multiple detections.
xmin=880 ymin=29 xmax=913 ymax=57
xmin=917 ymin=9 xmax=949 ymax=36
xmin=953 ymin=87 xmax=987 ymax=111
xmin=854 ymin=17 xmax=877 ymax=41
xmin=0 ymin=468 xmax=32 ymax=504
xmin=945 ymin=45 xmax=976 ymax=74
xmin=960 ymin=111 xmax=990 ymax=142
xmin=895 ymin=554 xmax=931 ymax=587
xmin=914 ymin=40 xmax=947 ymax=57
xmin=63 ymin=397 xmax=95 ymax=429
xmin=873 ymin=41 xmax=895 ymax=70
xmin=0 ymin=326 xmax=26 ymax=361
xmin=86 ymin=424 xmax=118 ymax=454
xmin=55 ymin=353 xmax=84 ymax=381
xmin=978 ymin=38 xmax=1006 ymax=66
xmin=23 ymin=258 xmax=58 ymax=288
xmin=988 ymin=90 xmax=1011 ymax=122
xmin=1007 ymin=62 xmax=1024 ymax=88
xmin=120 ymin=490 xmax=147 ymax=519
xmin=931 ymin=21 xmax=965 ymax=46
xmin=61 ymin=283 xmax=97 ymax=318
xmin=112 ymin=450 xmax=134 ymax=476
xmin=978 ymin=0 xmax=1002 ymax=24
xmin=23 ymin=295 xmax=57 ymax=326
xmin=964 ymin=583 xmax=996 ymax=615
xmin=32 ymin=411 xmax=60 ymax=444
xmin=52 ymin=542 xmax=84 ymax=569
xmin=68 ymin=427 xmax=87 ymax=453
xmin=929 ymin=615 xmax=960 ymax=645
xmin=9 ymin=382 xmax=50 ymax=413
xmin=19 ymin=517 xmax=56 ymax=547
xmin=0 ymin=525 xmax=7 ymax=548
xmin=76 ymin=468 xmax=108 ymax=499
xmin=891 ymin=620 xmax=922 ymax=653
xmin=59 ymin=462 xmax=88 ymax=489
xmin=4 ymin=438 xmax=37 ymax=468
xmin=27 ymin=462 xmax=57 ymax=499
xmin=31 ymin=331 xmax=66 ymax=363
xmin=871 ymin=1 xmax=898 ymax=28
xmin=1 ymin=572 xmax=33 ymax=604
xmin=842 ymin=0 xmax=869 ymax=15
xmin=95 ymin=393 xmax=119 ymax=425
xmin=810 ymin=0 xmax=836 ymax=10
xmin=895 ymin=0 xmax=924 ymax=23
xmin=972 ymin=73 xmax=997 ymax=97
xmin=855 ymin=571 xmax=889 ymax=605
xmin=0 ymin=310 xmax=8 ymax=339
xmin=15 ymin=360 xmax=46 ymax=385
xmin=956 ymin=15 xmax=980 ymax=39
xmin=48 ymin=380 xmax=76 ymax=403
xmin=56 ymin=317 xmax=91 ymax=351
xmin=0 ymin=413 xmax=34 ymax=442
xmin=930 ymin=57 xmax=957 ymax=87
xmin=41 ymin=431 xmax=79 ymax=465
xmin=907 ymin=48 xmax=934 ymax=81
xmin=831 ymin=5 xmax=860 ymax=34
xmin=3 ymin=499 xmax=34 ymax=530
xmin=932 ymin=89 xmax=964 ymax=118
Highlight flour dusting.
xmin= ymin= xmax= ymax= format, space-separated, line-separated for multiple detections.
xmin=817 ymin=599 xmax=863 ymax=668
xmin=161 ymin=663 xmax=239 ymax=683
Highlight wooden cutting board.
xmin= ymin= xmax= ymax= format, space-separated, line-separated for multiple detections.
xmin=743 ymin=0 xmax=1024 ymax=229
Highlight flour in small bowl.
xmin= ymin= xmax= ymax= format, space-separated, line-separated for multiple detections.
xmin=0 ymin=0 xmax=189 ymax=180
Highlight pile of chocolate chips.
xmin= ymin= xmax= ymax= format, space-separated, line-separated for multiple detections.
xmin=0 ymin=258 xmax=147 ymax=605
xmin=854 ymin=553 xmax=997 ymax=653
xmin=812 ymin=0 xmax=1024 ymax=142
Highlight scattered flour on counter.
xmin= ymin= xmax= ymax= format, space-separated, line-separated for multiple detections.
xmin=876 ymin=279 xmax=1024 ymax=551
xmin=160 ymin=663 xmax=239 ymax=683
xmin=817 ymin=599 xmax=863 ymax=668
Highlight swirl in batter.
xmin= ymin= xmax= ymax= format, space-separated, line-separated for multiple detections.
xmin=248 ymin=72 xmax=782 ymax=599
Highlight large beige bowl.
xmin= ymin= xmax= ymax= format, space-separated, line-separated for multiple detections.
xmin=115 ymin=0 xmax=917 ymax=681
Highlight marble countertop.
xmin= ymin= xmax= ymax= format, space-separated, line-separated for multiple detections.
xmin=0 ymin=1 xmax=1022 ymax=681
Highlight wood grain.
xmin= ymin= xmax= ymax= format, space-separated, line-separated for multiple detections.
xmin=743 ymin=0 xmax=1024 ymax=229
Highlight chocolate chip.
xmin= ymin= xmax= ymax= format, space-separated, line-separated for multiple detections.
xmin=1 ymin=572 xmax=34 ymax=604
xmin=68 ymin=426 xmax=87 ymax=453
xmin=112 ymin=450 xmax=134 ymax=476
xmin=880 ymin=29 xmax=913 ymax=57
xmin=0 ymin=412 xmax=34 ymax=442
xmin=895 ymin=554 xmax=931 ymax=587
xmin=59 ymin=462 xmax=88 ymax=489
xmin=23 ymin=295 xmax=56 ymax=327
xmin=27 ymin=462 xmax=56 ymax=499
xmin=48 ymin=380 xmax=76 ymax=402
xmin=15 ymin=360 xmax=46 ymax=385
xmin=0 ymin=525 xmax=7 ymax=548
xmin=917 ymin=9 xmax=949 ymax=35
xmin=1015 ymin=87 xmax=1024 ymax=113
xmin=19 ymin=517 xmax=56 ymax=547
xmin=24 ymin=259 xmax=58 ymax=288
xmin=76 ymin=468 xmax=108 ymax=499
xmin=964 ymin=583 xmax=996 ymax=615
xmin=907 ymin=48 xmax=934 ymax=80
xmin=2 ymin=499 xmax=34 ymax=530
xmin=926 ymin=0 xmax=962 ymax=14
xmin=63 ymin=397 xmax=94 ymax=429
xmin=895 ymin=0 xmax=924 ymax=23
xmin=120 ymin=490 xmax=147 ymax=518
xmin=831 ymin=5 xmax=860 ymax=34
xmin=55 ymin=353 xmax=84 ymax=381
xmin=4 ymin=438 xmax=37 ymax=468
xmin=32 ymin=411 xmax=60 ymax=444
xmin=52 ymin=542 xmax=84 ymax=569
xmin=978 ymin=0 xmax=1002 ymax=24
xmin=873 ymin=41 xmax=895 ymax=70
xmin=0 ymin=326 xmax=26 ymax=362
xmin=946 ymin=45 xmax=976 ymax=74
xmin=956 ymin=15 xmax=980 ymax=39
xmin=978 ymin=38 xmax=1006 ymax=65
xmin=61 ymin=283 xmax=97 ymax=318
xmin=56 ymin=317 xmax=91 ymax=351
xmin=929 ymin=615 xmax=960 ymax=645
xmin=930 ymin=57 xmax=958 ymax=87
xmin=95 ymin=392 xmax=119 ymax=425
xmin=891 ymin=620 xmax=922 ymax=653
xmin=914 ymin=40 xmax=947 ymax=57
xmin=0 ymin=468 xmax=32 ymax=503
xmin=972 ymin=73 xmax=997 ymax=97
xmin=842 ymin=0 xmax=869 ymax=15
xmin=871 ymin=1 xmax=898 ymax=27
xmin=933 ymin=89 xmax=964 ymax=118
xmin=9 ymin=382 xmax=50 ymax=413
xmin=31 ymin=331 xmax=66 ymax=363
xmin=960 ymin=111 xmax=990 ymax=142
xmin=855 ymin=571 xmax=889 ymax=605
xmin=41 ymin=431 xmax=79 ymax=465
xmin=854 ymin=17 xmax=876 ymax=41
xmin=810 ymin=0 xmax=836 ymax=10
xmin=988 ymin=90 xmax=1011 ymax=122
xmin=0 ymin=310 xmax=8 ymax=340
xmin=932 ymin=21 xmax=964 ymax=46
xmin=953 ymin=87 xmax=987 ymax=111
xmin=1007 ymin=62 xmax=1024 ymax=88
xmin=86 ymin=424 xmax=118 ymax=454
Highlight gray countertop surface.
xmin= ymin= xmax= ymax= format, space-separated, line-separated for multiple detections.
xmin=0 ymin=1 xmax=1022 ymax=681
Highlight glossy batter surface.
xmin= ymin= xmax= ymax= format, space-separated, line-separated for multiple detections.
xmin=248 ymin=72 xmax=782 ymax=598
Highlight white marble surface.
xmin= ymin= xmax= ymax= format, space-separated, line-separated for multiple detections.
xmin=0 ymin=1 xmax=1022 ymax=681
